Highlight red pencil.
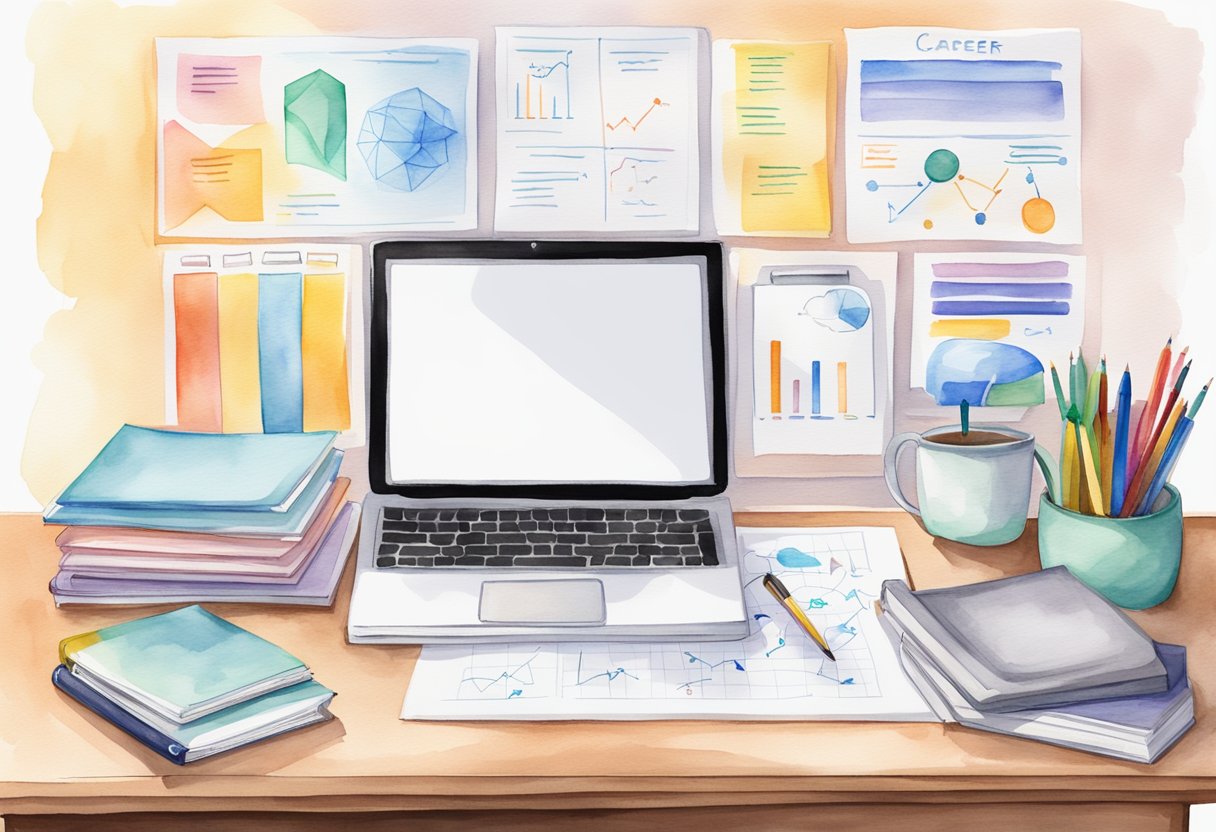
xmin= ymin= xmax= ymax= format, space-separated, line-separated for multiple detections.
xmin=1120 ymin=359 xmax=1191 ymax=517
xmin=1130 ymin=337 xmax=1172 ymax=480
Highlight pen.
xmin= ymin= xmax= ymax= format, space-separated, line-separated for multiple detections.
xmin=763 ymin=573 xmax=835 ymax=662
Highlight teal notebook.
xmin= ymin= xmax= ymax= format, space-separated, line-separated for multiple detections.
xmin=43 ymin=449 xmax=342 ymax=535
xmin=59 ymin=605 xmax=312 ymax=722
xmin=54 ymin=425 xmax=337 ymax=510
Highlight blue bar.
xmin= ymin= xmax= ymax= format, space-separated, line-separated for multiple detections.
xmin=860 ymin=80 xmax=1064 ymax=122
xmin=811 ymin=361 xmax=822 ymax=415
xmin=258 ymin=273 xmax=304 ymax=433
xmin=931 ymin=300 xmax=1071 ymax=316
xmin=930 ymin=281 xmax=1073 ymax=299
xmin=860 ymin=59 xmax=1062 ymax=83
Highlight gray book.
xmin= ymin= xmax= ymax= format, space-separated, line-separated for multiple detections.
xmin=879 ymin=567 xmax=1167 ymax=713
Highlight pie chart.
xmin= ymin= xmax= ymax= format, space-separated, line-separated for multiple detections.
xmin=800 ymin=287 xmax=871 ymax=333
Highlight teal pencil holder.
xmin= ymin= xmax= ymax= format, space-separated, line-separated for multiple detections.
xmin=1037 ymin=485 xmax=1183 ymax=610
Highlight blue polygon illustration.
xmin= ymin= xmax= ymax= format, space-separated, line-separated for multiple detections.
xmin=357 ymin=88 xmax=457 ymax=191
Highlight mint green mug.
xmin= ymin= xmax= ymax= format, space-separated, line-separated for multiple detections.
xmin=1037 ymin=485 xmax=1183 ymax=609
xmin=884 ymin=425 xmax=1056 ymax=546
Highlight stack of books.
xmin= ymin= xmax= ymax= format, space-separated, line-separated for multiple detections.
xmin=880 ymin=567 xmax=1194 ymax=763
xmin=52 ymin=605 xmax=336 ymax=764
xmin=43 ymin=425 xmax=360 ymax=606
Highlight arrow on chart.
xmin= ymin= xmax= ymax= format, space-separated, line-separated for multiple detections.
xmin=606 ymin=98 xmax=666 ymax=132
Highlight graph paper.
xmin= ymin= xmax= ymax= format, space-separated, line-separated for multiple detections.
xmin=402 ymin=527 xmax=935 ymax=720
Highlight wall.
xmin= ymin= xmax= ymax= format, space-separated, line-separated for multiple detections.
xmin=4 ymin=0 xmax=1214 ymax=512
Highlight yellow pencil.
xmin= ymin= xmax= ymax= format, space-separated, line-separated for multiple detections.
xmin=1062 ymin=426 xmax=1078 ymax=510
xmin=1078 ymin=423 xmax=1105 ymax=515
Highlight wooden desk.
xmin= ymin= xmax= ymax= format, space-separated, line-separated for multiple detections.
xmin=1 ymin=512 xmax=1212 ymax=831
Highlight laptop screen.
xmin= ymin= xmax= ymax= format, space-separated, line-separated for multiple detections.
xmin=369 ymin=242 xmax=726 ymax=499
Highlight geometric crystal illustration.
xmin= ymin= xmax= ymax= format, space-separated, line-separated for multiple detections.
xmin=357 ymin=87 xmax=457 ymax=191
xmin=284 ymin=69 xmax=347 ymax=180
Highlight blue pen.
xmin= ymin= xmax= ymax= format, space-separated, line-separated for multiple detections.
xmin=1136 ymin=416 xmax=1193 ymax=515
xmin=1110 ymin=366 xmax=1133 ymax=517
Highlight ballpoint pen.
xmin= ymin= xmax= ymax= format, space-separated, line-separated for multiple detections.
xmin=763 ymin=573 xmax=835 ymax=662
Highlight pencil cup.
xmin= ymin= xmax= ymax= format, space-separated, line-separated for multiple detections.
xmin=883 ymin=425 xmax=1056 ymax=546
xmin=1037 ymin=485 xmax=1183 ymax=610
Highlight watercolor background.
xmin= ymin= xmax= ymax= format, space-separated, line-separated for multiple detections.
xmin=0 ymin=0 xmax=1213 ymax=517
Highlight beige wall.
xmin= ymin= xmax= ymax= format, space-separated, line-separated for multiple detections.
xmin=22 ymin=0 xmax=1205 ymax=509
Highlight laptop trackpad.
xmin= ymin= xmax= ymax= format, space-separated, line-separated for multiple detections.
xmin=478 ymin=579 xmax=606 ymax=625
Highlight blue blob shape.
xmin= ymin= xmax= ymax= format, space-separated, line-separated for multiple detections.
xmin=975 ymin=212 xmax=987 ymax=225
xmin=1025 ymin=170 xmax=1036 ymax=183
xmin=842 ymin=678 xmax=855 ymax=685
xmin=1058 ymin=156 xmax=1068 ymax=165
xmin=866 ymin=179 xmax=879 ymax=192
xmin=925 ymin=339 xmax=1045 ymax=406
xmin=775 ymin=547 xmax=821 ymax=568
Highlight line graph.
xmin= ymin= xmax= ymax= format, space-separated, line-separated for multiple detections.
xmin=605 ymin=97 xmax=668 ymax=132
xmin=513 ymin=48 xmax=573 ymax=120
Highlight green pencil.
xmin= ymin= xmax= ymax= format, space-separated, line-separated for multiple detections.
xmin=1050 ymin=361 xmax=1068 ymax=419
xmin=1188 ymin=378 xmax=1211 ymax=419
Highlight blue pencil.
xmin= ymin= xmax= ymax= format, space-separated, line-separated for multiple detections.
xmin=1110 ymin=366 xmax=1133 ymax=517
xmin=1136 ymin=416 xmax=1194 ymax=515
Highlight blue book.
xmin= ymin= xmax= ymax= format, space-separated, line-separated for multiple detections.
xmin=53 ymin=425 xmax=336 ymax=511
xmin=259 ymin=273 xmax=305 ymax=433
xmin=58 ymin=605 xmax=312 ymax=721
xmin=44 ymin=449 xmax=342 ymax=535
xmin=52 ymin=666 xmax=334 ymax=765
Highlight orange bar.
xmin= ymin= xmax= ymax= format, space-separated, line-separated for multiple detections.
xmin=174 ymin=273 xmax=222 ymax=431
xmin=837 ymin=361 xmax=848 ymax=413
xmin=769 ymin=341 xmax=781 ymax=415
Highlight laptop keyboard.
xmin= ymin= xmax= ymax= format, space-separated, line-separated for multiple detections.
xmin=374 ymin=507 xmax=719 ymax=569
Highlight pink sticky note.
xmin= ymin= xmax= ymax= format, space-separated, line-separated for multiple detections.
xmin=178 ymin=53 xmax=265 ymax=125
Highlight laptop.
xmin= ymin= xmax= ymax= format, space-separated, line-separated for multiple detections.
xmin=346 ymin=241 xmax=748 ymax=643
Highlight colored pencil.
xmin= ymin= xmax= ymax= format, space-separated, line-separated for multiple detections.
xmin=1188 ymin=378 xmax=1210 ymax=419
xmin=1076 ymin=349 xmax=1090 ymax=417
xmin=1110 ymin=366 xmax=1133 ymax=517
xmin=1132 ymin=337 xmax=1172 ymax=467
xmin=1120 ymin=362 xmax=1191 ymax=516
xmin=1074 ymin=411 xmax=1104 ymax=515
xmin=1062 ymin=422 xmax=1079 ymax=511
xmin=1136 ymin=416 xmax=1194 ymax=516
xmin=1167 ymin=345 xmax=1189 ymax=388
xmin=1049 ymin=361 xmax=1068 ymax=419
xmin=1068 ymin=352 xmax=1078 ymax=414
xmin=1098 ymin=360 xmax=1113 ymax=516
xmin=1121 ymin=397 xmax=1186 ymax=518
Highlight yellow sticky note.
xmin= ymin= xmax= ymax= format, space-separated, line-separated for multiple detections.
xmin=302 ymin=273 xmax=351 ymax=432
xmin=217 ymin=273 xmax=263 ymax=433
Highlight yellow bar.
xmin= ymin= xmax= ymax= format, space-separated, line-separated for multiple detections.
xmin=302 ymin=273 xmax=351 ymax=432
xmin=837 ymin=361 xmax=847 ymax=413
xmin=928 ymin=318 xmax=1012 ymax=339
xmin=769 ymin=341 xmax=781 ymax=414
xmin=217 ymin=273 xmax=263 ymax=433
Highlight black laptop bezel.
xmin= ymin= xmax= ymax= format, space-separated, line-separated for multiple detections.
xmin=369 ymin=240 xmax=728 ymax=500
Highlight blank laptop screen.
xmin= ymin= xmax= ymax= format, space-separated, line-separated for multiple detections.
xmin=384 ymin=259 xmax=713 ymax=486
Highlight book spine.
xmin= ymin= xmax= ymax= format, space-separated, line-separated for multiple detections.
xmin=51 ymin=665 xmax=189 ymax=765
xmin=258 ymin=273 xmax=304 ymax=433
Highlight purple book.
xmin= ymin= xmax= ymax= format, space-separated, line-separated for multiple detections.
xmin=50 ymin=503 xmax=360 ymax=607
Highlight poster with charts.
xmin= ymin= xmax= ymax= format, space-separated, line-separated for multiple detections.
xmin=712 ymin=40 xmax=832 ymax=237
xmin=844 ymin=27 xmax=1081 ymax=243
xmin=910 ymin=252 xmax=1086 ymax=406
xmin=156 ymin=37 xmax=477 ymax=237
xmin=494 ymin=27 xmax=699 ymax=233
xmin=402 ymin=527 xmax=935 ymax=721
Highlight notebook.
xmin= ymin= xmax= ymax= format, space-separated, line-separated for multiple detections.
xmin=44 ymin=450 xmax=343 ymax=535
xmin=897 ymin=638 xmax=1194 ymax=763
xmin=58 ymin=605 xmax=312 ymax=722
xmin=53 ymin=667 xmax=334 ymax=765
xmin=879 ymin=567 xmax=1167 ymax=712
xmin=53 ymin=426 xmax=337 ymax=511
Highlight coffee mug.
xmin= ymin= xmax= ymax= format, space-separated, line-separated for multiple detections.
xmin=883 ymin=425 xmax=1056 ymax=546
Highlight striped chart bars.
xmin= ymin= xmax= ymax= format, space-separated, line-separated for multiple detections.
xmin=172 ymin=268 xmax=351 ymax=435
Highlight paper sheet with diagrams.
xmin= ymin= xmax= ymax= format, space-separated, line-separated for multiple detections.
xmin=402 ymin=527 xmax=935 ymax=721
xmin=910 ymin=252 xmax=1086 ymax=407
xmin=494 ymin=27 xmax=700 ymax=233
xmin=844 ymin=27 xmax=1081 ymax=243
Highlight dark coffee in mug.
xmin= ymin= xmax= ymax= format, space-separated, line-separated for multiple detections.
xmin=924 ymin=430 xmax=1014 ymax=447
